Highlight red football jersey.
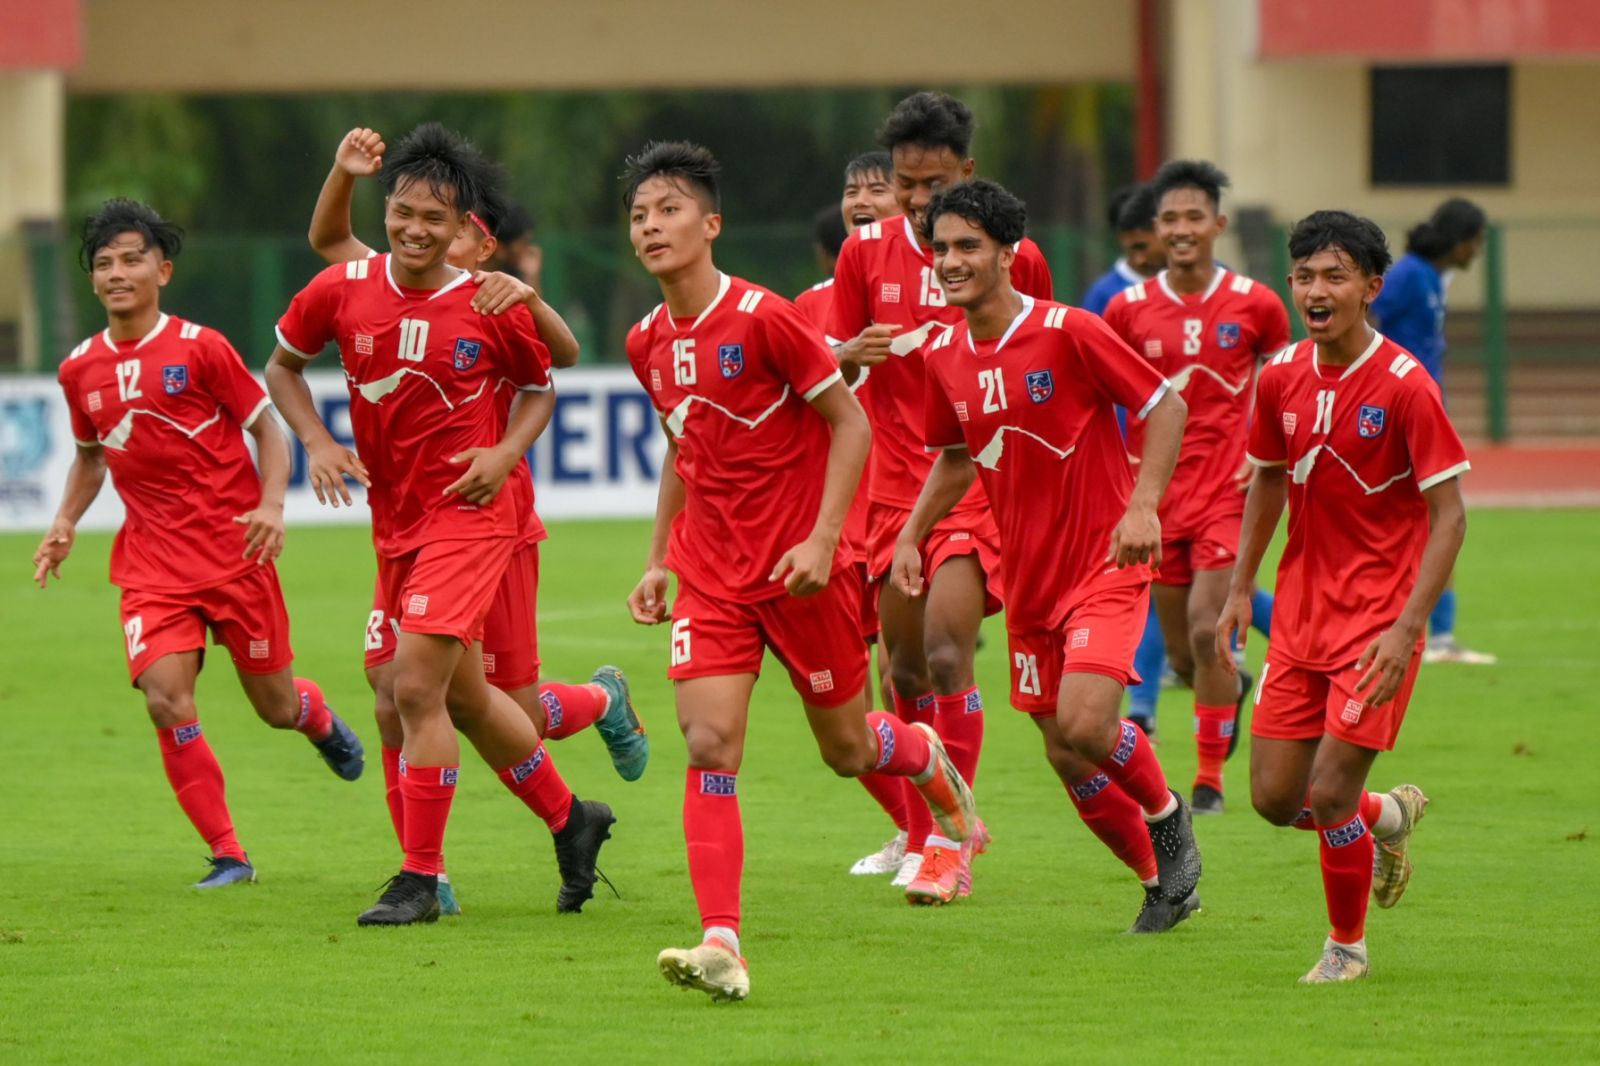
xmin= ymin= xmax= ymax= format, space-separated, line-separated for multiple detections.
xmin=1103 ymin=268 xmax=1290 ymax=536
xmin=794 ymin=277 xmax=835 ymax=338
xmin=492 ymin=378 xmax=547 ymax=549
xmin=1247 ymin=334 xmax=1470 ymax=670
xmin=276 ymin=254 xmax=552 ymax=557
xmin=795 ymin=276 xmax=870 ymax=562
xmin=628 ymin=273 xmax=848 ymax=604
xmin=830 ymin=214 xmax=1055 ymax=509
xmin=923 ymin=296 xmax=1170 ymax=631
xmin=59 ymin=314 xmax=273 ymax=594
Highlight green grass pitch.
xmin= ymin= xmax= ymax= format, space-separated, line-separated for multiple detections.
xmin=2 ymin=510 xmax=1596 ymax=1064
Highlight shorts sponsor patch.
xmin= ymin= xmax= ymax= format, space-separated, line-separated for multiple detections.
xmin=1070 ymin=628 xmax=1091 ymax=649
xmin=407 ymin=594 xmax=429 ymax=616
xmin=510 ymin=747 xmax=546 ymax=784
xmin=248 ymin=639 xmax=270 ymax=659
xmin=809 ymin=669 xmax=835 ymax=694
xmin=1341 ymin=698 xmax=1363 ymax=725
xmin=700 ymin=771 xmax=737 ymax=796
xmin=482 ymin=652 xmax=496 ymax=674
xmin=947 ymin=531 xmax=970 ymax=542
xmin=174 ymin=722 xmax=203 ymax=744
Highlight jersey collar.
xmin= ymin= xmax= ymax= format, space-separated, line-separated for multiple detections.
xmin=1114 ymin=258 xmax=1142 ymax=285
xmin=100 ymin=312 xmax=170 ymax=351
xmin=1313 ymin=329 xmax=1385 ymax=381
xmin=384 ymin=254 xmax=472 ymax=301
xmin=964 ymin=294 xmax=1035 ymax=355
xmin=664 ymin=272 xmax=732 ymax=333
xmin=1156 ymin=266 xmax=1227 ymax=307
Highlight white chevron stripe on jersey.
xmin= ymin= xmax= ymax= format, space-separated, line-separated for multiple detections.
xmin=889 ymin=321 xmax=936 ymax=356
xmin=973 ymin=426 xmax=1077 ymax=470
xmin=1165 ymin=362 xmax=1252 ymax=397
xmin=665 ymin=386 xmax=792 ymax=439
xmin=1291 ymin=444 xmax=1413 ymax=494
xmin=351 ymin=368 xmax=490 ymax=411
xmin=100 ymin=405 xmax=225 ymax=451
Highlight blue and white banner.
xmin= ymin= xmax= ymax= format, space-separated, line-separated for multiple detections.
xmin=0 ymin=368 xmax=667 ymax=533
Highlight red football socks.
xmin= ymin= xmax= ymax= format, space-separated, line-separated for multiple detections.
xmin=1065 ymin=771 xmax=1159 ymax=882
xmin=398 ymin=760 xmax=457 ymax=876
xmin=893 ymin=690 xmax=937 ymax=855
xmin=496 ymin=745 xmax=574 ymax=833
xmin=865 ymin=711 xmax=934 ymax=776
xmin=934 ymin=686 xmax=985 ymax=787
xmin=684 ymin=768 xmax=743 ymax=934
xmin=1193 ymin=702 xmax=1234 ymax=791
xmin=1317 ymin=810 xmax=1374 ymax=943
xmin=291 ymin=677 xmax=333 ymax=741
xmin=857 ymin=772 xmax=910 ymax=831
xmin=156 ymin=719 xmax=245 ymax=861
xmin=1095 ymin=719 xmax=1174 ymax=816
xmin=538 ymin=682 xmax=609 ymax=740
xmin=380 ymin=745 xmax=405 ymax=846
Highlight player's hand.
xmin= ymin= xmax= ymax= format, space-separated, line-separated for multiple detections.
xmin=471 ymin=271 xmax=537 ymax=316
xmin=628 ymin=566 xmax=671 ymax=624
xmin=1215 ymin=589 xmax=1253 ymax=675
xmin=1107 ymin=503 xmax=1162 ymax=569
xmin=335 ymin=128 xmax=385 ymax=177
xmin=770 ymin=533 xmax=835 ymax=597
xmin=838 ymin=324 xmax=900 ymax=369
xmin=306 ymin=439 xmax=370 ymax=508
xmin=444 ymin=446 xmax=519 ymax=505
xmin=233 ymin=503 xmax=285 ymax=564
xmin=32 ymin=519 xmax=75 ymax=588
xmin=1233 ymin=458 xmax=1254 ymax=493
xmin=890 ymin=539 xmax=925 ymax=598
xmin=1355 ymin=623 xmax=1420 ymax=708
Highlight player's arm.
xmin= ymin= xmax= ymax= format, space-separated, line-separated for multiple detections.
xmin=1217 ymin=462 xmax=1289 ymax=669
xmin=444 ymin=387 xmax=555 ymax=505
xmin=264 ymin=346 xmax=370 ymax=507
xmin=827 ymin=238 xmax=895 ymax=384
xmin=307 ymin=128 xmax=383 ymax=264
xmin=234 ymin=410 xmax=291 ymax=564
xmin=32 ymin=442 xmax=107 ymax=588
xmin=890 ymin=446 xmax=976 ymax=599
xmin=1109 ymin=386 xmax=1186 ymax=568
xmin=769 ymin=380 xmax=870 ymax=597
xmin=627 ymin=423 xmax=684 ymax=625
xmin=469 ymin=271 xmax=580 ymax=367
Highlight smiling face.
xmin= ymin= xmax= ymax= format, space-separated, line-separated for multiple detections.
xmin=90 ymin=232 xmax=172 ymax=319
xmin=1156 ymin=186 xmax=1226 ymax=270
xmin=841 ymin=167 xmax=898 ymax=232
xmin=890 ymin=145 xmax=974 ymax=239
xmin=628 ymin=175 xmax=721 ymax=279
xmin=384 ymin=177 xmax=467 ymax=277
xmin=931 ymin=212 xmax=1013 ymax=310
xmin=1291 ymin=245 xmax=1384 ymax=344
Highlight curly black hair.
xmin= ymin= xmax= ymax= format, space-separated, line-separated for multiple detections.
xmin=923 ymin=179 xmax=1027 ymax=246
xmin=1288 ymin=210 xmax=1393 ymax=277
xmin=877 ymin=92 xmax=975 ymax=157
xmin=79 ymin=198 xmax=183 ymax=272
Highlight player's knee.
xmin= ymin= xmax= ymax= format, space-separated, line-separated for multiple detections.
xmin=681 ymin=722 xmax=739 ymax=768
xmin=923 ymin=638 xmax=973 ymax=694
xmin=391 ymin=672 xmax=444 ymax=723
xmin=1058 ymin=713 xmax=1115 ymax=764
xmin=1251 ymin=788 xmax=1302 ymax=826
xmin=886 ymin=661 xmax=930 ymax=703
xmin=142 ymin=687 xmax=196 ymax=729
xmin=820 ymin=739 xmax=873 ymax=777
xmin=1306 ymin=777 xmax=1361 ymax=825
xmin=1187 ymin=620 xmax=1220 ymax=663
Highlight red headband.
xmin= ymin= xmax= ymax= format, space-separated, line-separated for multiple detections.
xmin=468 ymin=211 xmax=491 ymax=239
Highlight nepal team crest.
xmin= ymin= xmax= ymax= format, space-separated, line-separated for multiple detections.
xmin=718 ymin=344 xmax=744 ymax=379
xmin=1025 ymin=369 xmax=1054 ymax=403
xmin=1216 ymin=322 xmax=1241 ymax=349
xmin=1358 ymin=404 xmax=1386 ymax=438
xmin=162 ymin=365 xmax=188 ymax=395
xmin=453 ymin=338 xmax=481 ymax=370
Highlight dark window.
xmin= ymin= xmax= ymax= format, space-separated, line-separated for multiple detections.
xmin=1370 ymin=66 xmax=1510 ymax=186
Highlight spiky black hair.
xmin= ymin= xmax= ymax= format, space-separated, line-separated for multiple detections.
xmin=79 ymin=198 xmax=183 ymax=272
xmin=1151 ymin=159 xmax=1231 ymax=211
xmin=378 ymin=122 xmax=485 ymax=215
xmin=1288 ymin=210 xmax=1393 ymax=277
xmin=877 ymin=92 xmax=976 ymax=157
xmin=621 ymin=140 xmax=722 ymax=212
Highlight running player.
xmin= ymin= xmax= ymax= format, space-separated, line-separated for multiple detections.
xmin=1103 ymin=159 xmax=1290 ymax=815
xmin=830 ymin=92 xmax=1054 ymax=901
xmin=622 ymin=141 xmax=976 ymax=1000
xmin=35 ymin=198 xmax=364 ymax=890
xmin=304 ymin=128 xmax=648 ymax=914
xmin=795 ymin=150 xmax=913 ymax=878
xmin=1219 ymin=209 xmax=1467 ymax=982
xmin=1369 ymin=197 xmax=1493 ymax=665
xmin=267 ymin=123 xmax=615 ymax=925
xmin=894 ymin=179 xmax=1202 ymax=926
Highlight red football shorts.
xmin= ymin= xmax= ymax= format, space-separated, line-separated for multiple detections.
xmin=1250 ymin=644 xmax=1423 ymax=752
xmin=1156 ymin=505 xmax=1242 ymax=587
xmin=376 ymin=536 xmax=516 ymax=649
xmin=853 ymin=562 xmax=880 ymax=644
xmin=480 ymin=542 xmax=541 ymax=691
xmin=667 ymin=567 xmax=869 ymax=708
xmin=118 ymin=564 xmax=294 ymax=684
xmin=1004 ymin=566 xmax=1152 ymax=714
xmin=865 ymin=500 xmax=1003 ymax=616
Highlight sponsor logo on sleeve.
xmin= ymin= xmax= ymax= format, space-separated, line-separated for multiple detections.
xmin=954 ymin=400 xmax=969 ymax=422
xmin=718 ymin=344 xmax=744 ymax=379
xmin=650 ymin=368 xmax=663 ymax=391
xmin=162 ymin=365 xmax=188 ymax=395
xmin=1216 ymin=322 xmax=1241 ymax=349
xmin=1025 ymin=369 xmax=1054 ymax=404
xmin=87 ymin=390 xmax=103 ymax=412
xmin=1283 ymin=411 xmax=1298 ymax=437
xmin=453 ymin=338 xmax=482 ymax=371
xmin=1358 ymin=405 xmax=1386 ymax=438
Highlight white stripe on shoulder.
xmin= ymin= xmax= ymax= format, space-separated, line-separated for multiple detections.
xmin=179 ymin=322 xmax=202 ymax=340
xmin=68 ymin=338 xmax=93 ymax=360
xmin=1229 ymin=274 xmax=1254 ymax=294
xmin=345 ymin=258 xmax=370 ymax=280
xmin=1127 ymin=281 xmax=1148 ymax=302
xmin=860 ymin=222 xmax=883 ymax=241
xmin=928 ymin=324 xmax=957 ymax=351
xmin=1269 ymin=345 xmax=1298 ymax=366
xmin=1043 ymin=306 xmax=1069 ymax=330
xmin=639 ymin=304 xmax=663 ymax=332
xmin=737 ymin=289 xmax=765 ymax=314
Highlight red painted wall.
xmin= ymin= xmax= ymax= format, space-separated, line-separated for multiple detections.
xmin=1259 ymin=0 xmax=1600 ymax=60
xmin=0 ymin=0 xmax=81 ymax=71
